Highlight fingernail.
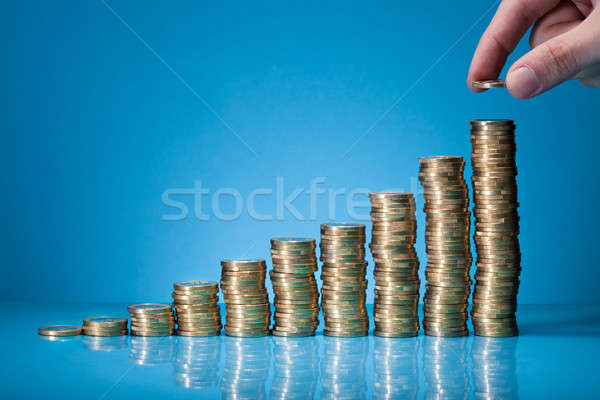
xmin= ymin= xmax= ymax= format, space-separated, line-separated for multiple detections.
xmin=507 ymin=66 xmax=540 ymax=99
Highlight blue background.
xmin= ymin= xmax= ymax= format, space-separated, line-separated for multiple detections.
xmin=2 ymin=0 xmax=598 ymax=304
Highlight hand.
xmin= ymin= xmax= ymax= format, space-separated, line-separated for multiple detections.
xmin=467 ymin=0 xmax=600 ymax=99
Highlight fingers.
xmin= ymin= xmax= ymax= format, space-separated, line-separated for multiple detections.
xmin=467 ymin=0 xmax=560 ymax=91
xmin=506 ymin=16 xmax=600 ymax=98
xmin=578 ymin=64 xmax=600 ymax=88
xmin=529 ymin=1 xmax=584 ymax=48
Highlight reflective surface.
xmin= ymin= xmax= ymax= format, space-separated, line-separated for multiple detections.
xmin=4 ymin=303 xmax=600 ymax=398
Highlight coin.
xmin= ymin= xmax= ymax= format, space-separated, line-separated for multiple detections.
xmin=419 ymin=156 xmax=471 ymax=336
xmin=173 ymin=280 xmax=219 ymax=295
xmin=38 ymin=325 xmax=82 ymax=336
xmin=471 ymin=79 xmax=506 ymax=89
xmin=82 ymin=316 xmax=126 ymax=327
xmin=470 ymin=119 xmax=520 ymax=337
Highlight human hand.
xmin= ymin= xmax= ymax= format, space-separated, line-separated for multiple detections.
xmin=467 ymin=0 xmax=600 ymax=99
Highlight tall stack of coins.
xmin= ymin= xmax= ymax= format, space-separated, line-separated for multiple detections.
xmin=172 ymin=280 xmax=222 ymax=336
xmin=82 ymin=317 xmax=128 ymax=336
xmin=128 ymin=303 xmax=175 ymax=336
xmin=369 ymin=192 xmax=420 ymax=337
xmin=419 ymin=156 xmax=472 ymax=337
xmin=220 ymin=259 xmax=271 ymax=337
xmin=320 ymin=223 xmax=369 ymax=337
xmin=270 ymin=238 xmax=320 ymax=337
xmin=470 ymin=119 xmax=521 ymax=337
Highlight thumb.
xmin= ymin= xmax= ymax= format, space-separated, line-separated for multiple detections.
xmin=506 ymin=20 xmax=599 ymax=99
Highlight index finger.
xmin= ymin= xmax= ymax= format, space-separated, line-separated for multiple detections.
xmin=467 ymin=0 xmax=560 ymax=91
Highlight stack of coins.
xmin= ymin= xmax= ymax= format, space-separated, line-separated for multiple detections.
xmin=320 ymin=223 xmax=369 ymax=337
xmin=419 ymin=156 xmax=472 ymax=337
xmin=127 ymin=303 xmax=175 ymax=336
xmin=172 ymin=280 xmax=222 ymax=336
xmin=270 ymin=237 xmax=320 ymax=337
xmin=369 ymin=192 xmax=420 ymax=337
xmin=82 ymin=317 xmax=128 ymax=336
xmin=220 ymin=259 xmax=271 ymax=337
xmin=470 ymin=120 xmax=521 ymax=337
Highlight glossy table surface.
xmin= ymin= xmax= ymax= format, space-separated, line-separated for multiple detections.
xmin=3 ymin=303 xmax=599 ymax=399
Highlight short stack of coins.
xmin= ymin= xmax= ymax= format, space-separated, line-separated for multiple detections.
xmin=369 ymin=192 xmax=420 ymax=337
xmin=128 ymin=303 xmax=175 ymax=336
xmin=172 ymin=280 xmax=222 ymax=336
xmin=82 ymin=317 xmax=128 ymax=336
xmin=418 ymin=156 xmax=472 ymax=337
xmin=320 ymin=223 xmax=369 ymax=337
xmin=470 ymin=119 xmax=520 ymax=337
xmin=270 ymin=237 xmax=320 ymax=337
xmin=220 ymin=259 xmax=271 ymax=337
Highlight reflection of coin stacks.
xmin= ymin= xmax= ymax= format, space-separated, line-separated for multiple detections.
xmin=221 ymin=336 xmax=270 ymax=400
xmin=270 ymin=238 xmax=320 ymax=337
xmin=172 ymin=280 xmax=222 ymax=336
xmin=128 ymin=303 xmax=175 ymax=336
xmin=320 ymin=223 xmax=369 ymax=337
xmin=418 ymin=156 xmax=472 ymax=337
xmin=82 ymin=317 xmax=128 ymax=336
xmin=369 ymin=193 xmax=420 ymax=337
xmin=373 ymin=338 xmax=419 ymax=400
xmin=129 ymin=336 xmax=175 ymax=365
xmin=470 ymin=120 xmax=520 ymax=337
xmin=321 ymin=337 xmax=368 ymax=399
xmin=83 ymin=336 xmax=128 ymax=352
xmin=472 ymin=337 xmax=519 ymax=400
xmin=39 ymin=334 xmax=79 ymax=342
xmin=174 ymin=336 xmax=221 ymax=389
xmin=423 ymin=337 xmax=470 ymax=400
xmin=270 ymin=337 xmax=318 ymax=399
xmin=220 ymin=259 xmax=271 ymax=337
